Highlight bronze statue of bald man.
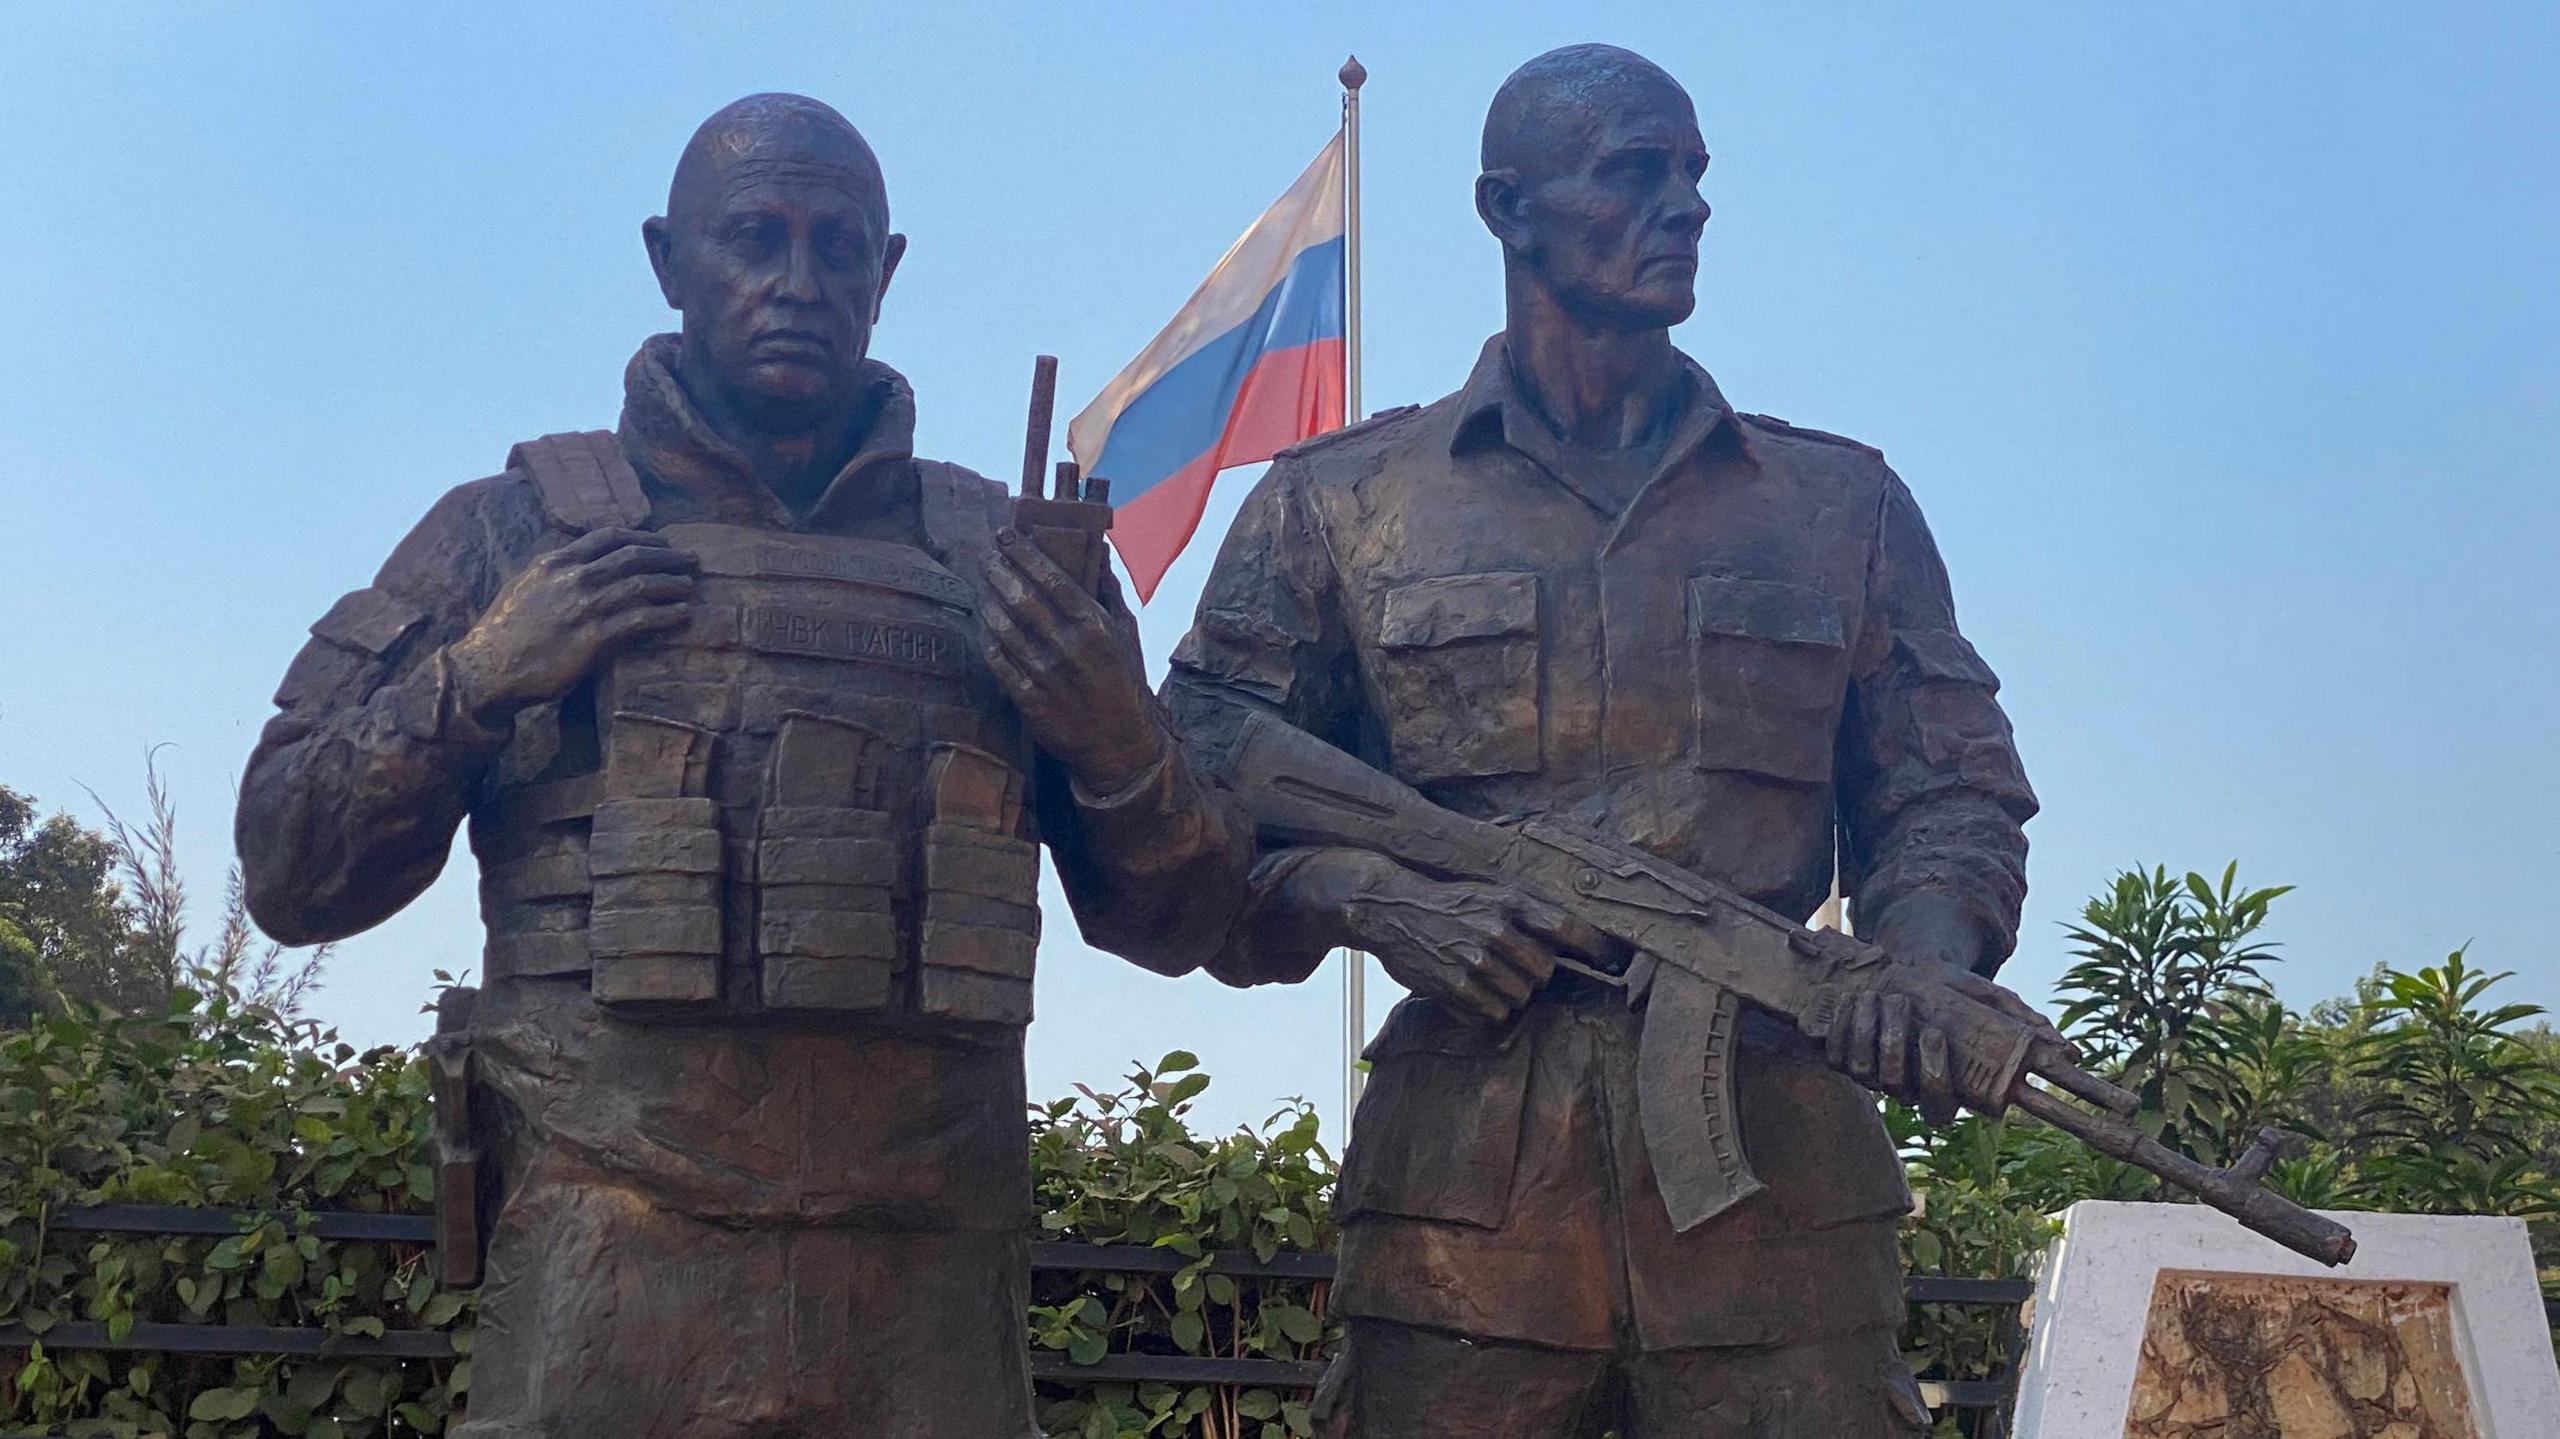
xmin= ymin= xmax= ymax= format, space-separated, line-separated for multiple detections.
xmin=1163 ymin=47 xmax=2038 ymax=1436
xmin=238 ymin=94 xmax=1237 ymax=1436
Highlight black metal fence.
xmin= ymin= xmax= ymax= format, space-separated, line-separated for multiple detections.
xmin=0 ymin=1204 xmax=2027 ymax=1428
xmin=16 ymin=1204 xmax=2554 ymax=1433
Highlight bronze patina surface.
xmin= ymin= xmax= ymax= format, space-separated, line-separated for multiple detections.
xmin=238 ymin=93 xmax=1233 ymax=1437
xmin=1160 ymin=45 xmax=2038 ymax=1436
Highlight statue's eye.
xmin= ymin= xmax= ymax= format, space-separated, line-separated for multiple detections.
xmin=726 ymin=217 xmax=783 ymax=252
xmin=1598 ymin=150 xmax=1669 ymax=188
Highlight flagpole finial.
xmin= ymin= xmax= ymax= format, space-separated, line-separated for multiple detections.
xmin=1340 ymin=55 xmax=1367 ymax=91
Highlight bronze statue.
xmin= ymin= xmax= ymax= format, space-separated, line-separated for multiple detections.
xmin=1161 ymin=45 xmax=2039 ymax=1435
xmin=237 ymin=93 xmax=1236 ymax=1437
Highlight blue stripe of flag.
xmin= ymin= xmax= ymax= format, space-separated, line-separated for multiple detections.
xmin=1089 ymin=235 xmax=1346 ymax=502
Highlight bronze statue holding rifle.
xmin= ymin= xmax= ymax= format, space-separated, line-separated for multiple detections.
xmin=238 ymin=93 xmax=1218 ymax=1437
xmin=1162 ymin=44 xmax=2348 ymax=1437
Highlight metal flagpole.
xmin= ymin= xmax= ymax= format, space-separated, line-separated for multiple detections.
xmin=1338 ymin=54 xmax=1368 ymax=1131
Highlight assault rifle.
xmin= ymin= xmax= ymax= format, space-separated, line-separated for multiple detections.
xmin=1226 ymin=712 xmax=2356 ymax=1266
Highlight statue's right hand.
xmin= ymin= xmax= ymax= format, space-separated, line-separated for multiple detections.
xmin=447 ymin=528 xmax=697 ymax=718
xmin=1321 ymin=854 xmax=1610 ymax=1025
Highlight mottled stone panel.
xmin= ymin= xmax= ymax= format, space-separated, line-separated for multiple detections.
xmin=2122 ymin=1271 xmax=2479 ymax=1438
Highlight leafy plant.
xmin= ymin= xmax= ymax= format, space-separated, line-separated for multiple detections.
xmin=11 ymin=855 xmax=2559 ymax=1438
xmin=0 ymin=786 xmax=134 ymax=1020
xmin=2056 ymin=864 xmax=2292 ymax=1162
xmin=3 ymin=759 xmax=330 ymax=1029
xmin=2348 ymin=950 xmax=2560 ymax=1219
xmin=1029 ymin=1053 xmax=1334 ymax=1439
xmin=91 ymin=756 xmax=330 ymax=1023
xmin=0 ymin=992 xmax=469 ymax=1437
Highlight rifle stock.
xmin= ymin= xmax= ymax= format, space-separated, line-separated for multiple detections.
xmin=1225 ymin=712 xmax=2356 ymax=1266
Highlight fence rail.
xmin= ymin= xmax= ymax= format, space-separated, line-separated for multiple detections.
xmin=16 ymin=1204 xmax=2552 ymax=1428
xmin=0 ymin=1203 xmax=2042 ymax=1425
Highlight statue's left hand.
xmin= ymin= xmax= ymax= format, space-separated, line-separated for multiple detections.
xmin=1832 ymin=896 xmax=2065 ymax=1125
xmin=978 ymin=529 xmax=1165 ymax=794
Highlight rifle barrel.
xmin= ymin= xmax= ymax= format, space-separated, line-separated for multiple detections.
xmin=2010 ymin=1084 xmax=2356 ymax=1267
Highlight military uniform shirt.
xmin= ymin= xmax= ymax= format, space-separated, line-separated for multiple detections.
xmin=1162 ymin=335 xmax=2038 ymax=1351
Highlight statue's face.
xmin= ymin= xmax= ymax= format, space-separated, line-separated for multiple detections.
xmin=1510 ymin=83 xmax=1710 ymax=330
xmin=654 ymin=163 xmax=901 ymax=420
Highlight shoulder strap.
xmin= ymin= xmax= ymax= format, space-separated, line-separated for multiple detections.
xmin=915 ymin=459 xmax=1007 ymax=587
xmin=1275 ymin=403 xmax=1422 ymax=462
xmin=1739 ymin=413 xmax=1884 ymax=461
xmin=506 ymin=431 xmax=652 ymax=533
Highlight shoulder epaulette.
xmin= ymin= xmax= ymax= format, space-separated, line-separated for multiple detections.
xmin=1739 ymin=412 xmax=1884 ymax=461
xmin=1276 ymin=404 xmax=1423 ymax=461
xmin=507 ymin=430 xmax=651 ymax=533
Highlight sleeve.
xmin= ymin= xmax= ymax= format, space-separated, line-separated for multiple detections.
xmin=1153 ymin=458 xmax=1367 ymax=987
xmin=1834 ymin=469 xmax=2040 ymax=974
xmin=234 ymin=481 xmax=520 ymax=946
xmin=1033 ymin=572 xmax=1261 ymax=976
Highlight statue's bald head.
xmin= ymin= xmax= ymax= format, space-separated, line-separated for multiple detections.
xmin=667 ymin=93 xmax=888 ymax=237
xmin=1482 ymin=44 xmax=1692 ymax=182
xmin=1475 ymin=45 xmax=1710 ymax=331
xmin=645 ymin=93 xmax=908 ymax=427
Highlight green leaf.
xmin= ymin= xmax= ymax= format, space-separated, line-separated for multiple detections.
xmin=1270 ymin=1303 xmax=1323 ymax=1344
xmin=188 ymin=1387 xmax=261 ymax=1422
xmin=342 ymin=1366 xmax=387 ymax=1416
xmin=286 ymin=1365 xmax=339 ymax=1411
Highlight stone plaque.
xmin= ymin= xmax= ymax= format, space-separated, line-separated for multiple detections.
xmin=2123 ymin=1271 xmax=2479 ymax=1438
xmin=2010 ymin=1202 xmax=2558 ymax=1438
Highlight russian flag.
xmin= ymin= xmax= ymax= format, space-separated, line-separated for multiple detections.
xmin=1068 ymin=135 xmax=1347 ymax=601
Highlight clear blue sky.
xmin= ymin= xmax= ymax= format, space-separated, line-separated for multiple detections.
xmin=4 ymin=4 xmax=2554 ymax=1141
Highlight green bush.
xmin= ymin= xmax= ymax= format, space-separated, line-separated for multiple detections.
xmin=9 ymin=861 xmax=2558 ymax=1438
xmin=0 ymin=993 xmax=467 ymax=1438
xmin=1895 ymin=865 xmax=2560 ymax=1436
xmin=1029 ymin=1054 xmax=1335 ymax=1439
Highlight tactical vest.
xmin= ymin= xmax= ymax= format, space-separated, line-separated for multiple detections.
xmin=466 ymin=431 xmax=1041 ymax=1032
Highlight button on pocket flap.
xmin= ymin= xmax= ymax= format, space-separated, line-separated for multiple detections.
xmin=1378 ymin=572 xmax=1539 ymax=649
xmin=1685 ymin=576 xmax=1844 ymax=650
xmin=1896 ymin=627 xmax=2000 ymax=688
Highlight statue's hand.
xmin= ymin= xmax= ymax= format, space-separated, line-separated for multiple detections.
xmin=447 ymin=528 xmax=698 ymax=719
xmin=1308 ymin=851 xmax=1611 ymax=1025
xmin=1822 ymin=966 xmax=2065 ymax=1126
xmin=977 ymin=529 xmax=1164 ymax=794
xmin=1823 ymin=885 xmax=2066 ymax=1128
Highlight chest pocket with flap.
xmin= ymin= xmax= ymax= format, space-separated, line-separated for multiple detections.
xmin=1686 ymin=573 xmax=1849 ymax=785
xmin=1370 ymin=572 xmax=1543 ymax=784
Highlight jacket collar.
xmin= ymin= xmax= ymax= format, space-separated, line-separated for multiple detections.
xmin=617 ymin=333 xmax=920 ymax=530
xmin=1446 ymin=333 xmax=1753 ymax=479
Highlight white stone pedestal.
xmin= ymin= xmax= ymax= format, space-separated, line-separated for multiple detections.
xmin=2010 ymin=1201 xmax=2559 ymax=1437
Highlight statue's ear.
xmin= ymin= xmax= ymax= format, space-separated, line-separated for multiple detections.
xmin=874 ymin=233 xmax=908 ymax=324
xmin=642 ymin=216 xmax=680 ymax=310
xmin=1475 ymin=169 xmax=1530 ymax=252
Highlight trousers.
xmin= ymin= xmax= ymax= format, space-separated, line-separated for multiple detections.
xmin=1315 ymin=1317 xmax=1931 ymax=1438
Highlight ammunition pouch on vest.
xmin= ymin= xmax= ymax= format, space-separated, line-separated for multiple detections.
xmin=469 ymin=430 xmax=1041 ymax=1031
